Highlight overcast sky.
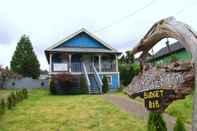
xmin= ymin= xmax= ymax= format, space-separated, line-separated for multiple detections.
xmin=0 ymin=0 xmax=197 ymax=70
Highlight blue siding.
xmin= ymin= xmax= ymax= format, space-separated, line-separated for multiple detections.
xmin=111 ymin=74 xmax=119 ymax=89
xmin=56 ymin=33 xmax=108 ymax=49
xmin=100 ymin=74 xmax=119 ymax=90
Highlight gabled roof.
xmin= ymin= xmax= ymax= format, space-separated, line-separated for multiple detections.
xmin=45 ymin=28 xmax=119 ymax=53
xmin=151 ymin=42 xmax=185 ymax=60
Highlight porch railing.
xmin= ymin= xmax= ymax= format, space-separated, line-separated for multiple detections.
xmin=101 ymin=63 xmax=116 ymax=72
xmin=82 ymin=63 xmax=91 ymax=94
xmin=71 ymin=62 xmax=82 ymax=72
xmin=92 ymin=64 xmax=103 ymax=94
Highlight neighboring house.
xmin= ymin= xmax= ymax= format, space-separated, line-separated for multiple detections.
xmin=148 ymin=42 xmax=191 ymax=64
xmin=45 ymin=28 xmax=121 ymax=94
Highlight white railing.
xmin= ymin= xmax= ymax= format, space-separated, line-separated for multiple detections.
xmin=92 ymin=64 xmax=103 ymax=94
xmin=71 ymin=62 xmax=82 ymax=72
xmin=82 ymin=63 xmax=91 ymax=94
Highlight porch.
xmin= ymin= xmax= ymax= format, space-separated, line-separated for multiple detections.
xmin=49 ymin=53 xmax=118 ymax=74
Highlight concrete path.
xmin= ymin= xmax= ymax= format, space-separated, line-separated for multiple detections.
xmin=103 ymin=95 xmax=191 ymax=131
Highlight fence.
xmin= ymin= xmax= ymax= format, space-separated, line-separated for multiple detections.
xmin=4 ymin=77 xmax=49 ymax=89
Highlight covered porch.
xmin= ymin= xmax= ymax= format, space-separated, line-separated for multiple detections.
xmin=48 ymin=53 xmax=119 ymax=73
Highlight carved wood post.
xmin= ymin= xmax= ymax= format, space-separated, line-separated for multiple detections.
xmin=192 ymin=63 xmax=197 ymax=130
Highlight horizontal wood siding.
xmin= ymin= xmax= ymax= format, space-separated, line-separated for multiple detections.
xmin=56 ymin=33 xmax=108 ymax=49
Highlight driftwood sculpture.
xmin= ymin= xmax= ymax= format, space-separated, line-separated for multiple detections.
xmin=125 ymin=17 xmax=197 ymax=129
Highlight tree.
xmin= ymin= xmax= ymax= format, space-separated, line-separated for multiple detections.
xmin=10 ymin=35 xmax=40 ymax=79
xmin=147 ymin=112 xmax=167 ymax=131
xmin=102 ymin=76 xmax=109 ymax=93
xmin=174 ymin=117 xmax=186 ymax=131
xmin=119 ymin=63 xmax=140 ymax=86
xmin=0 ymin=66 xmax=21 ymax=88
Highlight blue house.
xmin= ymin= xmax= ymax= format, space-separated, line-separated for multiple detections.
xmin=45 ymin=28 xmax=121 ymax=94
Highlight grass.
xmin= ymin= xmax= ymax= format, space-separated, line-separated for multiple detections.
xmin=110 ymin=90 xmax=193 ymax=124
xmin=0 ymin=89 xmax=146 ymax=131
xmin=0 ymin=89 xmax=13 ymax=100
xmin=166 ymin=94 xmax=193 ymax=124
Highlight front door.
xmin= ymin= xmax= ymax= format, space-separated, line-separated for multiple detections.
xmin=82 ymin=55 xmax=92 ymax=72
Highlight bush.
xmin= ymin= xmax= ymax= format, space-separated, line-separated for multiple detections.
xmin=7 ymin=95 xmax=13 ymax=110
xmin=80 ymin=75 xmax=88 ymax=94
xmin=10 ymin=92 xmax=16 ymax=107
xmin=0 ymin=99 xmax=6 ymax=117
xmin=174 ymin=117 xmax=186 ymax=131
xmin=49 ymin=79 xmax=57 ymax=95
xmin=22 ymin=89 xmax=28 ymax=99
xmin=147 ymin=112 xmax=167 ymax=131
xmin=119 ymin=63 xmax=140 ymax=86
xmin=102 ymin=76 xmax=109 ymax=93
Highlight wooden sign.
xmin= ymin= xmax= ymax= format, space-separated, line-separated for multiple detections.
xmin=143 ymin=89 xmax=175 ymax=112
xmin=125 ymin=62 xmax=194 ymax=112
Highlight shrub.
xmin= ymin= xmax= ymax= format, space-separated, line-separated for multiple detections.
xmin=147 ymin=112 xmax=167 ymax=131
xmin=22 ymin=89 xmax=28 ymax=99
xmin=16 ymin=90 xmax=24 ymax=102
xmin=7 ymin=95 xmax=13 ymax=110
xmin=119 ymin=63 xmax=140 ymax=86
xmin=0 ymin=99 xmax=6 ymax=117
xmin=80 ymin=75 xmax=88 ymax=94
xmin=174 ymin=117 xmax=186 ymax=131
xmin=102 ymin=76 xmax=109 ymax=93
xmin=49 ymin=79 xmax=57 ymax=95
xmin=10 ymin=92 xmax=16 ymax=106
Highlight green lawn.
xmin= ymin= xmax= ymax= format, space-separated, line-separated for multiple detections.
xmin=166 ymin=94 xmax=193 ymax=124
xmin=109 ymin=90 xmax=193 ymax=124
xmin=0 ymin=89 xmax=13 ymax=100
xmin=0 ymin=89 xmax=146 ymax=131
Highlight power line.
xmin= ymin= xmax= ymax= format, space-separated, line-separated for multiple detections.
xmin=174 ymin=0 xmax=197 ymax=16
xmin=93 ymin=0 xmax=156 ymax=33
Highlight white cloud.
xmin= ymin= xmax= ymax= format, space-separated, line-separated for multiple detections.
xmin=0 ymin=0 xmax=197 ymax=70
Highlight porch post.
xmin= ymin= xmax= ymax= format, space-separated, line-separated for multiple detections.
xmin=115 ymin=55 xmax=118 ymax=72
xmin=49 ymin=53 xmax=53 ymax=72
xmin=99 ymin=55 xmax=101 ymax=72
xmin=68 ymin=54 xmax=72 ymax=72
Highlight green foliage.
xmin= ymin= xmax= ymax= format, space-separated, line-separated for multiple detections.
xmin=49 ymin=79 xmax=57 ymax=95
xmin=166 ymin=94 xmax=192 ymax=124
xmin=10 ymin=92 xmax=16 ymax=107
xmin=7 ymin=95 xmax=13 ymax=110
xmin=147 ymin=112 xmax=167 ymax=131
xmin=174 ymin=117 xmax=186 ymax=131
xmin=119 ymin=63 xmax=140 ymax=86
xmin=80 ymin=75 xmax=88 ymax=94
xmin=102 ymin=75 xmax=109 ymax=93
xmin=0 ymin=99 xmax=5 ymax=117
xmin=10 ymin=35 xmax=40 ymax=79
xmin=22 ymin=89 xmax=28 ymax=99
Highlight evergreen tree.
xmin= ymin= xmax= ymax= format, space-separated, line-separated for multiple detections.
xmin=102 ymin=76 xmax=109 ymax=93
xmin=147 ymin=112 xmax=167 ymax=131
xmin=174 ymin=117 xmax=186 ymax=131
xmin=10 ymin=35 xmax=40 ymax=79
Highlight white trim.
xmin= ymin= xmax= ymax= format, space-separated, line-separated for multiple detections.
xmin=49 ymin=53 xmax=53 ymax=72
xmin=49 ymin=71 xmax=119 ymax=75
xmin=45 ymin=28 xmax=118 ymax=52
xmin=68 ymin=54 xmax=72 ymax=72
xmin=99 ymin=55 xmax=101 ymax=72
